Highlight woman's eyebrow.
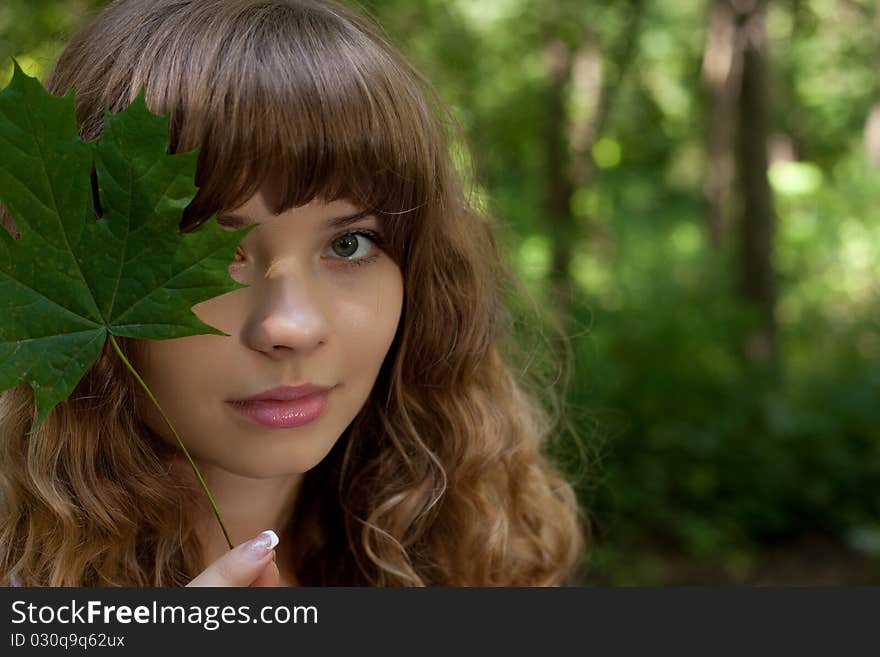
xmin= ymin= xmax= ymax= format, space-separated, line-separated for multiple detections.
xmin=216 ymin=209 xmax=375 ymax=230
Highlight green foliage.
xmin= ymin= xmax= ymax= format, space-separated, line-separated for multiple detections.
xmin=0 ymin=0 xmax=109 ymax=86
xmin=0 ymin=64 xmax=253 ymax=430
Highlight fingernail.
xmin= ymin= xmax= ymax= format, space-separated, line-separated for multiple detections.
xmin=243 ymin=530 xmax=279 ymax=561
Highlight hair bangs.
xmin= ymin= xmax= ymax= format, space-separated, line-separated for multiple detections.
xmin=158 ymin=1 xmax=440 ymax=232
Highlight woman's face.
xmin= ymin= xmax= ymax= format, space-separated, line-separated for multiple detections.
xmin=133 ymin=188 xmax=403 ymax=478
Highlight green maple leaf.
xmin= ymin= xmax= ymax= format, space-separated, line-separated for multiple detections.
xmin=0 ymin=62 xmax=254 ymax=426
xmin=0 ymin=62 xmax=254 ymax=549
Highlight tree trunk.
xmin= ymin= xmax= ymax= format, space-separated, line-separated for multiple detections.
xmin=734 ymin=0 xmax=777 ymax=361
xmin=543 ymin=1 xmax=646 ymax=322
xmin=702 ymin=0 xmax=740 ymax=250
xmin=543 ymin=37 xmax=577 ymax=321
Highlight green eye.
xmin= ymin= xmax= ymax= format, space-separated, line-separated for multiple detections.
xmin=331 ymin=233 xmax=366 ymax=258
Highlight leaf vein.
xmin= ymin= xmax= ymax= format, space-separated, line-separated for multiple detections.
xmin=21 ymin=109 xmax=103 ymax=324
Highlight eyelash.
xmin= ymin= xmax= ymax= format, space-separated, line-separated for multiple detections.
xmin=231 ymin=229 xmax=384 ymax=270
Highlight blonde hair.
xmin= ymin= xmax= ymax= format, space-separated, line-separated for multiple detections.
xmin=0 ymin=0 xmax=588 ymax=586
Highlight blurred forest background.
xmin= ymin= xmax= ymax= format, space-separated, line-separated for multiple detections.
xmin=2 ymin=0 xmax=879 ymax=585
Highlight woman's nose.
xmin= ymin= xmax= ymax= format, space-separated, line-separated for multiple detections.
xmin=241 ymin=272 xmax=330 ymax=355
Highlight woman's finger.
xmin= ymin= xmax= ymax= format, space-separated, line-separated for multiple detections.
xmin=186 ymin=530 xmax=279 ymax=587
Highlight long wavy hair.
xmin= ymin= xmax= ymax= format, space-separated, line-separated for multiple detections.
xmin=0 ymin=0 xmax=588 ymax=586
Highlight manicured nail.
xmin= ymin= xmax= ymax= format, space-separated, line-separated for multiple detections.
xmin=243 ymin=530 xmax=279 ymax=561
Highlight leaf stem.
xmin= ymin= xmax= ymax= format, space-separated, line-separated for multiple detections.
xmin=108 ymin=333 xmax=234 ymax=551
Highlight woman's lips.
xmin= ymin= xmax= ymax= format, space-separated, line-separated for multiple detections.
xmin=226 ymin=389 xmax=330 ymax=428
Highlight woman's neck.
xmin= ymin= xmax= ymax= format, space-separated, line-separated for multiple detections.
xmin=185 ymin=460 xmax=303 ymax=584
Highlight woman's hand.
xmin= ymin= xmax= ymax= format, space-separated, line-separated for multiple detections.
xmin=186 ymin=530 xmax=280 ymax=587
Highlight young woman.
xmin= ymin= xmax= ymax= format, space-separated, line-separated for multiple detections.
xmin=0 ymin=0 xmax=587 ymax=586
